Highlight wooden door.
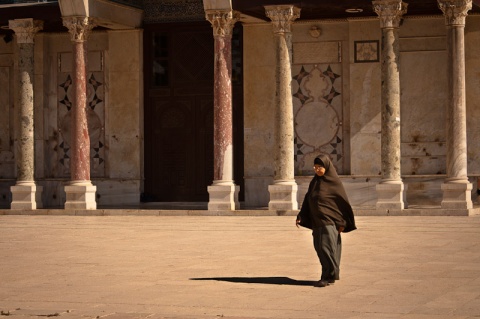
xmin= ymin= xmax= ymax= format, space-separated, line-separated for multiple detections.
xmin=144 ymin=22 xmax=244 ymax=202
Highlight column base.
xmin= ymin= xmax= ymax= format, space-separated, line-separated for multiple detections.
xmin=10 ymin=184 xmax=43 ymax=210
xmin=64 ymin=183 xmax=97 ymax=210
xmin=441 ymin=181 xmax=473 ymax=209
xmin=268 ymin=182 xmax=298 ymax=210
xmin=208 ymin=183 xmax=239 ymax=211
xmin=376 ymin=181 xmax=407 ymax=210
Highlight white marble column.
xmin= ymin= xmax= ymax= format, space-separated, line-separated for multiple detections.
xmin=62 ymin=16 xmax=97 ymax=210
xmin=373 ymin=0 xmax=408 ymax=211
xmin=206 ymin=10 xmax=240 ymax=210
xmin=438 ymin=0 xmax=473 ymax=210
xmin=265 ymin=5 xmax=300 ymax=210
xmin=9 ymin=19 xmax=43 ymax=210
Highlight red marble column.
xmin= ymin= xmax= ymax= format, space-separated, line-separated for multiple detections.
xmin=71 ymin=39 xmax=91 ymax=182
xmin=206 ymin=10 xmax=240 ymax=210
xmin=62 ymin=16 xmax=97 ymax=209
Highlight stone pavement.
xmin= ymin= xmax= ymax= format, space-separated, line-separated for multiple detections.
xmin=1 ymin=215 xmax=480 ymax=319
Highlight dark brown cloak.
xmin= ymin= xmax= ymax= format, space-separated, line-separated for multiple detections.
xmin=297 ymin=154 xmax=356 ymax=233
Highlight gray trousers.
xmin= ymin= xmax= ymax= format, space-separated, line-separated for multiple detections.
xmin=313 ymin=225 xmax=342 ymax=281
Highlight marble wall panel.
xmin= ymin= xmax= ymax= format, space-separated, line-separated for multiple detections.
xmin=94 ymin=179 xmax=141 ymax=206
xmin=400 ymin=50 xmax=447 ymax=174
xmin=0 ymin=66 xmax=11 ymax=152
xmin=399 ymin=36 xmax=446 ymax=52
xmin=349 ymin=63 xmax=381 ymax=176
xmin=403 ymin=176 xmax=444 ymax=206
xmin=0 ymin=180 xmax=14 ymax=208
xmin=244 ymin=177 xmax=272 ymax=208
xmin=106 ymin=30 xmax=142 ymax=182
xmin=243 ymin=24 xmax=277 ymax=206
xmin=348 ymin=20 xmax=382 ymax=177
xmin=0 ymin=56 xmax=15 ymax=179
xmin=399 ymin=17 xmax=445 ymax=38
xmin=465 ymin=15 xmax=480 ymax=175
xmin=243 ymin=25 xmax=275 ymax=180
xmin=34 ymin=34 xmax=45 ymax=179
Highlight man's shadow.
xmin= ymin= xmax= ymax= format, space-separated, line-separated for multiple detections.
xmin=190 ymin=277 xmax=315 ymax=286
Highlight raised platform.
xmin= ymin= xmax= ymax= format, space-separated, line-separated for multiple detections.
xmin=1 ymin=203 xmax=479 ymax=216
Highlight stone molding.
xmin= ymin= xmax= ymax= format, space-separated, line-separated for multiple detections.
xmin=373 ymin=0 xmax=408 ymax=28
xmin=205 ymin=10 xmax=240 ymax=37
xmin=264 ymin=5 xmax=300 ymax=34
xmin=438 ymin=0 xmax=472 ymax=26
xmin=62 ymin=16 xmax=96 ymax=42
xmin=8 ymin=19 xmax=43 ymax=44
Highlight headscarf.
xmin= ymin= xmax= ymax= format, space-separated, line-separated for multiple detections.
xmin=298 ymin=154 xmax=356 ymax=232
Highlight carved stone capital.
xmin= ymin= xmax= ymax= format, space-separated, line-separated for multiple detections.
xmin=265 ymin=5 xmax=300 ymax=34
xmin=205 ymin=10 xmax=240 ymax=37
xmin=8 ymin=19 xmax=43 ymax=44
xmin=373 ymin=0 xmax=408 ymax=28
xmin=62 ymin=16 xmax=96 ymax=42
xmin=438 ymin=0 xmax=472 ymax=26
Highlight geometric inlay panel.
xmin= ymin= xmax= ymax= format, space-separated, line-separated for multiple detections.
xmin=55 ymin=53 xmax=106 ymax=178
xmin=292 ymin=63 xmax=343 ymax=175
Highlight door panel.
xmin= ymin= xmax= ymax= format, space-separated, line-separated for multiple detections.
xmin=144 ymin=23 xmax=243 ymax=202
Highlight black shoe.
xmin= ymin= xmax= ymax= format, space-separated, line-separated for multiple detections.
xmin=327 ymin=279 xmax=335 ymax=284
xmin=314 ymin=280 xmax=330 ymax=287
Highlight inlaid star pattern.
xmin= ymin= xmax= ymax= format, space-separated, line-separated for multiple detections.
xmin=292 ymin=66 xmax=310 ymax=104
xmin=294 ymin=137 xmax=304 ymax=161
xmin=292 ymin=66 xmax=309 ymax=83
xmin=323 ymin=65 xmax=341 ymax=85
xmin=93 ymin=141 xmax=104 ymax=164
xmin=324 ymin=87 xmax=341 ymax=104
xmin=59 ymin=141 xmax=70 ymax=166
xmin=59 ymin=75 xmax=73 ymax=111
xmin=293 ymin=90 xmax=309 ymax=104
xmin=330 ymin=136 xmax=343 ymax=161
xmin=88 ymin=74 xmax=103 ymax=110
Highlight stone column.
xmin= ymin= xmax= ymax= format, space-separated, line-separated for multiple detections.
xmin=62 ymin=16 xmax=97 ymax=210
xmin=373 ymin=0 xmax=408 ymax=211
xmin=206 ymin=10 xmax=240 ymax=210
xmin=265 ymin=5 xmax=300 ymax=210
xmin=438 ymin=0 xmax=473 ymax=210
xmin=9 ymin=19 xmax=43 ymax=210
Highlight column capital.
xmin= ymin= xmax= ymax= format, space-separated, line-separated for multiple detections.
xmin=265 ymin=5 xmax=300 ymax=34
xmin=205 ymin=10 xmax=240 ymax=37
xmin=8 ymin=19 xmax=43 ymax=44
xmin=62 ymin=16 xmax=96 ymax=42
xmin=438 ymin=0 xmax=472 ymax=26
xmin=373 ymin=0 xmax=408 ymax=28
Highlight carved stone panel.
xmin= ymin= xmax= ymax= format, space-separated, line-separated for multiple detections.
xmin=293 ymin=42 xmax=341 ymax=64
